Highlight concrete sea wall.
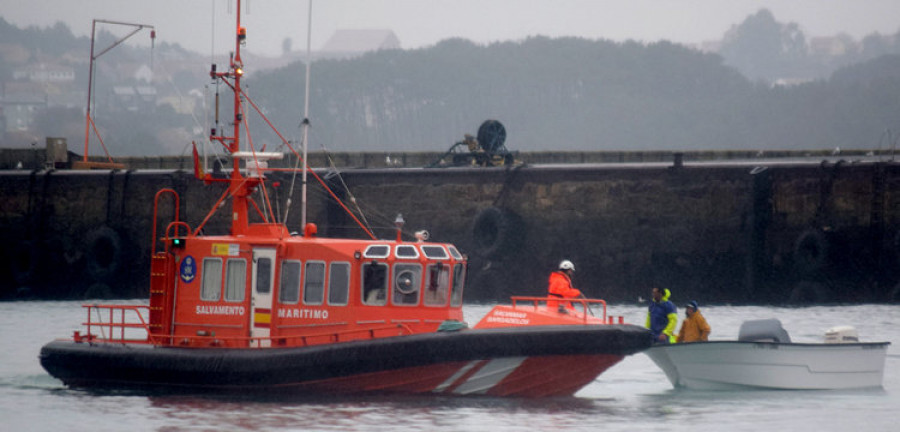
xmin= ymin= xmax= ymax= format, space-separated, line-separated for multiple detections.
xmin=1 ymin=159 xmax=898 ymax=304
xmin=333 ymin=161 xmax=900 ymax=304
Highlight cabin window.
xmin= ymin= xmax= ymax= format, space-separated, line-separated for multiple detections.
xmin=363 ymin=245 xmax=390 ymax=259
xmin=328 ymin=262 xmax=350 ymax=305
xmin=279 ymin=260 xmax=301 ymax=304
xmin=451 ymin=263 xmax=466 ymax=307
xmin=392 ymin=263 xmax=421 ymax=306
xmin=395 ymin=245 xmax=419 ymax=259
xmin=225 ymin=259 xmax=246 ymax=302
xmin=201 ymin=258 xmax=223 ymax=301
xmin=448 ymin=246 xmax=463 ymax=260
xmin=421 ymin=245 xmax=449 ymax=259
xmin=303 ymin=261 xmax=326 ymax=305
xmin=424 ymin=263 xmax=450 ymax=306
xmin=362 ymin=261 xmax=388 ymax=305
xmin=256 ymin=257 xmax=272 ymax=294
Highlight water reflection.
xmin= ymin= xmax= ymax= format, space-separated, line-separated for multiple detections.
xmin=3 ymin=302 xmax=898 ymax=432
xmin=142 ymin=392 xmax=621 ymax=431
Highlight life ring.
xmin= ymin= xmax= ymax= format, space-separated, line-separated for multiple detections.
xmin=471 ymin=207 xmax=523 ymax=259
xmin=788 ymin=281 xmax=831 ymax=304
xmin=11 ymin=240 xmax=40 ymax=285
xmin=793 ymin=229 xmax=829 ymax=275
xmin=85 ymin=226 xmax=123 ymax=283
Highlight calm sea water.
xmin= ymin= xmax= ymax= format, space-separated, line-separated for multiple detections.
xmin=1 ymin=301 xmax=897 ymax=432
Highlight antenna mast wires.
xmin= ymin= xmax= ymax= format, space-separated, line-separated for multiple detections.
xmin=82 ymin=19 xmax=155 ymax=168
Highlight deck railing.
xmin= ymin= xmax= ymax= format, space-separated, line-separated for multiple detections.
xmin=509 ymin=296 xmax=621 ymax=324
xmin=74 ymin=304 xmax=414 ymax=348
xmin=147 ymin=323 xmax=414 ymax=348
xmin=76 ymin=304 xmax=151 ymax=343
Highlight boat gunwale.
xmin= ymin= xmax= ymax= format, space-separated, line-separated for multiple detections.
xmin=647 ymin=340 xmax=891 ymax=349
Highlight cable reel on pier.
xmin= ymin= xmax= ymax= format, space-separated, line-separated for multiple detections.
xmin=429 ymin=120 xmax=516 ymax=167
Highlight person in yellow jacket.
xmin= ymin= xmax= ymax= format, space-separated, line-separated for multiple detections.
xmin=677 ymin=300 xmax=711 ymax=343
xmin=646 ymin=287 xmax=677 ymax=344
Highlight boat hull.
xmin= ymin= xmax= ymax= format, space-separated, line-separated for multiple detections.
xmin=644 ymin=341 xmax=890 ymax=390
xmin=41 ymin=324 xmax=651 ymax=397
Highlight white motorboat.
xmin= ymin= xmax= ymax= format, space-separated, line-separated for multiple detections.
xmin=644 ymin=319 xmax=890 ymax=390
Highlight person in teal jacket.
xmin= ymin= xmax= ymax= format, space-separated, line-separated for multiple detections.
xmin=646 ymin=287 xmax=677 ymax=344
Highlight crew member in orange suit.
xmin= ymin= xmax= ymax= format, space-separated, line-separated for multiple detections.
xmin=677 ymin=300 xmax=711 ymax=343
xmin=548 ymin=260 xmax=581 ymax=313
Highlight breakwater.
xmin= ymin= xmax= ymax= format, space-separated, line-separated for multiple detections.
xmin=2 ymin=157 xmax=898 ymax=303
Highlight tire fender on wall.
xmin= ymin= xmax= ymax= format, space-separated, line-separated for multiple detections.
xmin=793 ymin=229 xmax=829 ymax=275
xmin=471 ymin=207 xmax=523 ymax=259
xmin=788 ymin=281 xmax=831 ymax=304
xmin=84 ymin=226 xmax=123 ymax=283
xmin=11 ymin=240 xmax=40 ymax=286
xmin=83 ymin=282 xmax=113 ymax=300
xmin=890 ymin=283 xmax=900 ymax=303
xmin=894 ymin=230 xmax=900 ymax=265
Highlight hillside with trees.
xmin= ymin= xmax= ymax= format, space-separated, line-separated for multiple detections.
xmin=718 ymin=9 xmax=900 ymax=83
xmin=250 ymin=36 xmax=900 ymax=153
xmin=2 ymin=9 xmax=900 ymax=156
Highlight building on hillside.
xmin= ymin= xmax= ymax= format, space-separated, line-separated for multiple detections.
xmin=108 ymin=85 xmax=157 ymax=112
xmin=158 ymin=93 xmax=198 ymax=116
xmin=133 ymin=64 xmax=154 ymax=83
xmin=318 ymin=29 xmax=401 ymax=59
xmin=113 ymin=63 xmax=156 ymax=83
xmin=0 ymin=93 xmax=46 ymax=132
xmin=696 ymin=40 xmax=722 ymax=53
xmin=809 ymin=35 xmax=858 ymax=57
xmin=12 ymin=63 xmax=76 ymax=84
xmin=0 ymin=43 xmax=30 ymax=64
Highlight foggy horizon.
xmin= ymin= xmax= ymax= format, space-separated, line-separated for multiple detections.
xmin=1 ymin=0 xmax=899 ymax=57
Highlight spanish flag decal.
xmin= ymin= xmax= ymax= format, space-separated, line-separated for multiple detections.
xmin=254 ymin=308 xmax=271 ymax=328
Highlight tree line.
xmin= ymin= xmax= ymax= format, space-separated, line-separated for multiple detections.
xmin=248 ymin=36 xmax=900 ymax=154
xmin=3 ymin=11 xmax=900 ymax=156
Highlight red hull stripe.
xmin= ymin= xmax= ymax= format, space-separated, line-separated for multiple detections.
xmin=294 ymin=362 xmax=472 ymax=393
xmin=447 ymin=357 xmax=526 ymax=395
xmin=282 ymin=354 xmax=625 ymax=397
xmin=433 ymin=360 xmax=486 ymax=393
xmin=486 ymin=354 xmax=625 ymax=397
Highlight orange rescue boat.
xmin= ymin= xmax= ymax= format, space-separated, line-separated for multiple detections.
xmin=39 ymin=0 xmax=651 ymax=397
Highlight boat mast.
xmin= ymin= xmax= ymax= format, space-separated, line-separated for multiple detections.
xmin=231 ymin=0 xmax=249 ymax=235
xmin=208 ymin=0 xmax=253 ymax=236
xmin=300 ymin=0 xmax=313 ymax=229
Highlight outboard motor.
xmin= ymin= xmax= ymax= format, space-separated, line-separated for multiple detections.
xmin=824 ymin=326 xmax=859 ymax=344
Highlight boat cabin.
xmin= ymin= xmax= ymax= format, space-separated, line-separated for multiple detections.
xmin=148 ymin=218 xmax=466 ymax=348
xmin=73 ymin=12 xmax=468 ymax=350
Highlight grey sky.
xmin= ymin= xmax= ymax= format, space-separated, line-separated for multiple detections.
xmin=3 ymin=0 xmax=899 ymax=56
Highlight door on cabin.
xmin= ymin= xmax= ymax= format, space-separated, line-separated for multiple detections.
xmin=250 ymin=248 xmax=275 ymax=347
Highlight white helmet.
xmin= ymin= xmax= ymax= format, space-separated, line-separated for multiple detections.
xmin=559 ymin=260 xmax=575 ymax=271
